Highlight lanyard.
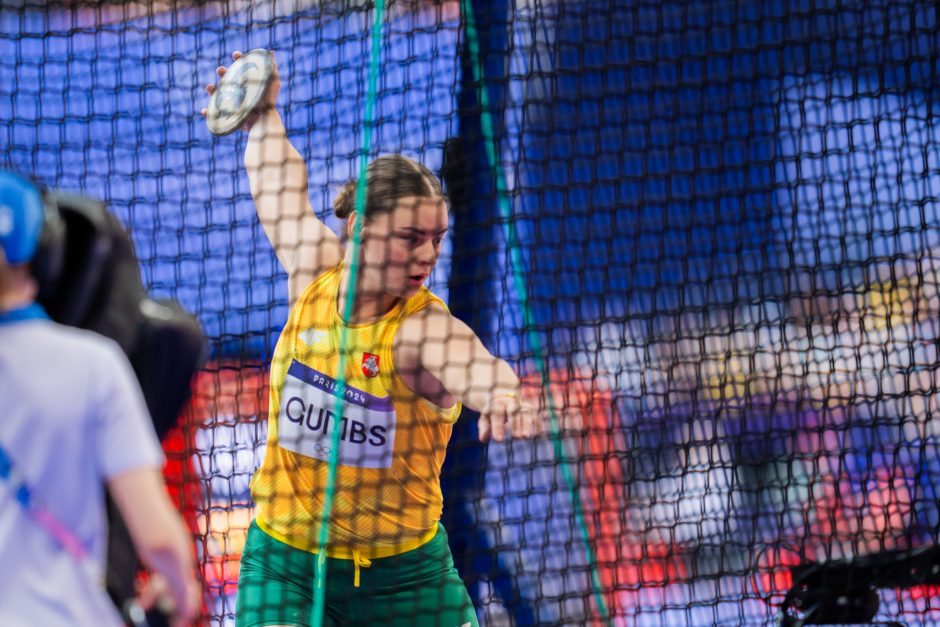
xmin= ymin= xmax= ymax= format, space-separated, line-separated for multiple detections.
xmin=0 ymin=444 xmax=90 ymax=562
xmin=0 ymin=303 xmax=49 ymax=325
xmin=0 ymin=305 xmax=81 ymax=552
xmin=0 ymin=306 xmax=80 ymax=550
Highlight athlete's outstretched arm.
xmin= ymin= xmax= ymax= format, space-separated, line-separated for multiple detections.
xmin=203 ymin=51 xmax=342 ymax=305
xmin=397 ymin=305 xmax=537 ymax=442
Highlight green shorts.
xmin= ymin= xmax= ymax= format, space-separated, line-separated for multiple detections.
xmin=235 ymin=519 xmax=479 ymax=627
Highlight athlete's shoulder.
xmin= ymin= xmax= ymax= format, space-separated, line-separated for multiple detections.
xmin=400 ymin=285 xmax=449 ymax=318
xmin=312 ymin=262 xmax=343 ymax=286
xmin=397 ymin=300 xmax=453 ymax=345
xmin=294 ymin=263 xmax=342 ymax=306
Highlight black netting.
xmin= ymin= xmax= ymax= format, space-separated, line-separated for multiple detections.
xmin=4 ymin=1 xmax=940 ymax=625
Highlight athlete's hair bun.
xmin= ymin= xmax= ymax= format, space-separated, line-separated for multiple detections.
xmin=333 ymin=179 xmax=358 ymax=220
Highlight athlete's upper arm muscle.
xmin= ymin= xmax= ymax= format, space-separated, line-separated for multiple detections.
xmin=398 ymin=306 xmax=517 ymax=412
xmin=245 ymin=110 xmax=343 ymax=305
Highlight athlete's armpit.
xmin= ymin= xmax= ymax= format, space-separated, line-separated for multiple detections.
xmin=397 ymin=305 xmax=518 ymax=414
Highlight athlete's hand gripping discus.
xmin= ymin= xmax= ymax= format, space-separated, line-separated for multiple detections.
xmin=205 ymin=49 xmax=274 ymax=136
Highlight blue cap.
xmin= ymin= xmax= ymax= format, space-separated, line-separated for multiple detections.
xmin=0 ymin=171 xmax=44 ymax=265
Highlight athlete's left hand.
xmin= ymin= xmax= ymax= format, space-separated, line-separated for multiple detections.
xmin=478 ymin=394 xmax=538 ymax=442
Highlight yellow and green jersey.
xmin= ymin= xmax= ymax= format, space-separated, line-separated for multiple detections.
xmin=250 ymin=265 xmax=461 ymax=557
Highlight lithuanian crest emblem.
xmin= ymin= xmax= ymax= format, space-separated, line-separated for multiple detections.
xmin=361 ymin=352 xmax=380 ymax=378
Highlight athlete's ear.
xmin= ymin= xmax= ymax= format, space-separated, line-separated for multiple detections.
xmin=346 ymin=211 xmax=358 ymax=240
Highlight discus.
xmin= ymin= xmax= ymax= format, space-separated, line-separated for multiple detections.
xmin=205 ymin=49 xmax=274 ymax=136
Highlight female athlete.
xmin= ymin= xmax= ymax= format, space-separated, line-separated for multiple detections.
xmin=204 ymin=50 xmax=536 ymax=627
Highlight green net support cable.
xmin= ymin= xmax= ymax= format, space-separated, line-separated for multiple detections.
xmin=310 ymin=1 xmax=387 ymax=625
xmin=459 ymin=0 xmax=612 ymax=623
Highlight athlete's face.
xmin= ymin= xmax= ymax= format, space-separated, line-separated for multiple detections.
xmin=357 ymin=195 xmax=448 ymax=298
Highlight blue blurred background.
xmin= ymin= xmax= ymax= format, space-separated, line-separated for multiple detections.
xmin=4 ymin=1 xmax=940 ymax=625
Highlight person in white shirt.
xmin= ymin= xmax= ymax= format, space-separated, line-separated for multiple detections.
xmin=0 ymin=170 xmax=201 ymax=627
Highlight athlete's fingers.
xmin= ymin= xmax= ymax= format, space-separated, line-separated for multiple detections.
xmin=200 ymin=83 xmax=213 ymax=117
xmin=232 ymin=50 xmax=243 ymax=61
xmin=216 ymin=65 xmax=227 ymax=77
xmin=490 ymin=408 xmax=507 ymax=442
xmin=516 ymin=403 xmax=537 ymax=438
xmin=477 ymin=413 xmax=491 ymax=442
xmin=509 ymin=405 xmax=523 ymax=438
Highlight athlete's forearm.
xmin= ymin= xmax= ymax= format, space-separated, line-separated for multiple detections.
xmin=461 ymin=356 xmax=521 ymax=413
xmin=461 ymin=353 xmax=538 ymax=442
xmin=407 ymin=307 xmax=523 ymax=412
xmin=245 ymin=108 xmax=309 ymax=224
xmin=243 ymin=108 xmax=342 ymax=298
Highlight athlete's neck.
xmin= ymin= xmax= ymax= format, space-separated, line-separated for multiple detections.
xmin=336 ymin=265 xmax=400 ymax=325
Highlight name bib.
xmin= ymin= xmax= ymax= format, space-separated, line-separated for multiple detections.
xmin=277 ymin=360 xmax=397 ymax=468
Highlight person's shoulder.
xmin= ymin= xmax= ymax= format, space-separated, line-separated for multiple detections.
xmin=398 ymin=301 xmax=454 ymax=342
xmin=311 ymin=263 xmax=342 ymax=286
xmin=401 ymin=285 xmax=449 ymax=316
xmin=295 ymin=263 xmax=343 ymax=305
xmin=40 ymin=322 xmax=128 ymax=365
xmin=403 ymin=299 xmax=449 ymax=322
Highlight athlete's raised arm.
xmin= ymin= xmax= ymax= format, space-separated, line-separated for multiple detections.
xmin=203 ymin=51 xmax=343 ymax=305
xmin=396 ymin=305 xmax=538 ymax=442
